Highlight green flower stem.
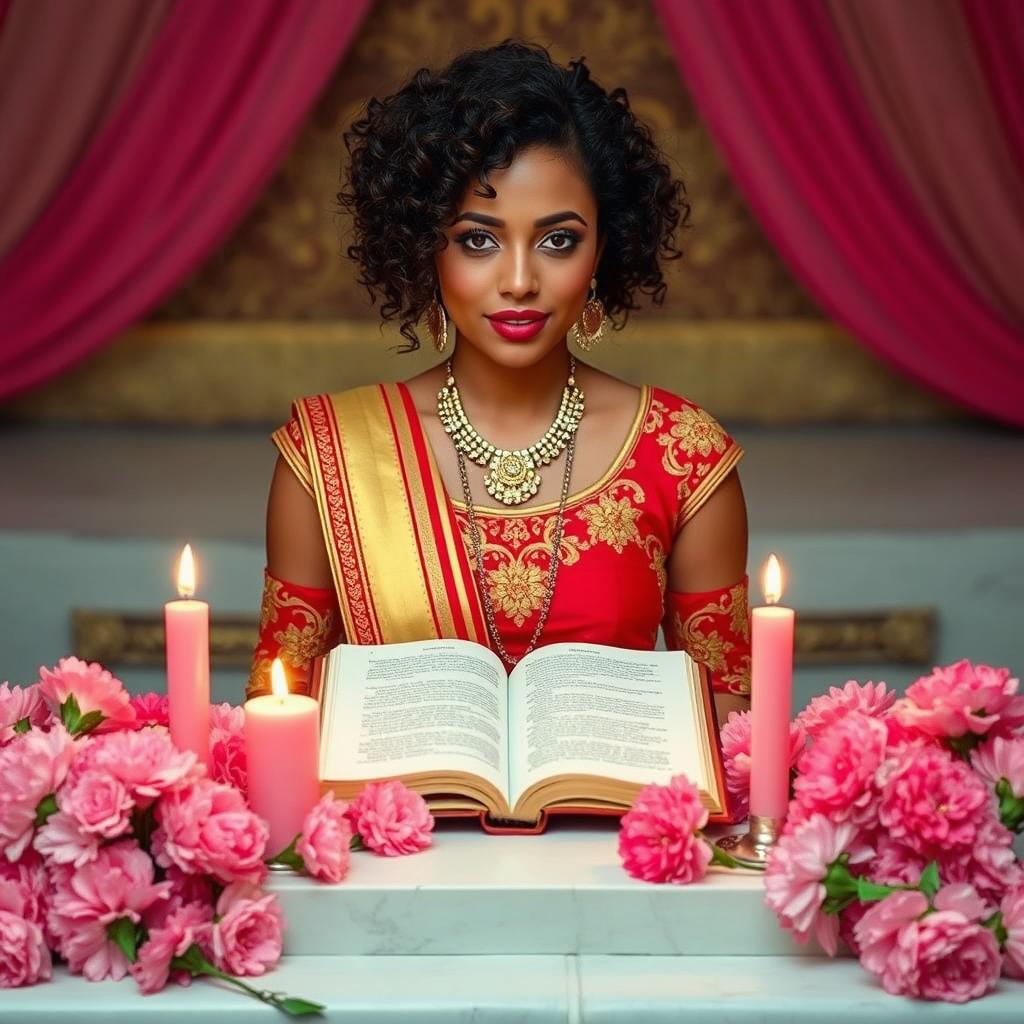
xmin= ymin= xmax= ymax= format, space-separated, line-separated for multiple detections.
xmin=707 ymin=839 xmax=763 ymax=872
xmin=172 ymin=944 xmax=324 ymax=1017
xmin=267 ymin=835 xmax=305 ymax=870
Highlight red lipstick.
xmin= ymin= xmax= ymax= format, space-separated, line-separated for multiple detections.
xmin=485 ymin=309 xmax=550 ymax=342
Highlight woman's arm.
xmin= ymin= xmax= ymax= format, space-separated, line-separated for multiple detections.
xmin=665 ymin=469 xmax=751 ymax=727
xmin=246 ymin=457 xmax=342 ymax=698
xmin=266 ymin=455 xmax=333 ymax=587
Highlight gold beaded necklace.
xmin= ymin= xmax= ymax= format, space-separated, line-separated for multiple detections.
xmin=439 ymin=357 xmax=583 ymax=667
xmin=437 ymin=357 xmax=585 ymax=506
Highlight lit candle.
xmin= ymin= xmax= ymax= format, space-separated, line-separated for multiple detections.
xmin=244 ymin=659 xmax=321 ymax=856
xmin=165 ymin=544 xmax=210 ymax=767
xmin=749 ymin=553 xmax=795 ymax=820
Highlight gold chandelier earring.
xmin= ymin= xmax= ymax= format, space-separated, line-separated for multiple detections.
xmin=569 ymin=276 xmax=605 ymax=351
xmin=425 ymin=289 xmax=448 ymax=353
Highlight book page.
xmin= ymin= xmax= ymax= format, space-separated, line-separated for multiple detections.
xmin=507 ymin=642 xmax=705 ymax=809
xmin=320 ymin=639 xmax=510 ymax=798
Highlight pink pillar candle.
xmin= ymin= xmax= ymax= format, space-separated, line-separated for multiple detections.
xmin=245 ymin=672 xmax=320 ymax=856
xmin=749 ymin=556 xmax=795 ymax=820
xmin=165 ymin=545 xmax=210 ymax=768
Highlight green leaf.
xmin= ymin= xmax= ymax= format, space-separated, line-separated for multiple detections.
xmin=105 ymin=917 xmax=139 ymax=962
xmin=995 ymin=778 xmax=1024 ymax=833
xmin=855 ymin=877 xmax=901 ymax=903
xmin=60 ymin=693 xmax=82 ymax=733
xmin=171 ymin=942 xmax=210 ymax=976
xmin=277 ymin=996 xmax=327 ymax=1017
xmin=268 ymin=835 xmax=305 ymax=870
xmin=918 ymin=861 xmax=941 ymax=898
xmin=983 ymin=910 xmax=1008 ymax=947
xmin=13 ymin=716 xmax=31 ymax=735
xmin=34 ymin=793 xmax=58 ymax=828
xmin=350 ymin=833 xmax=364 ymax=851
xmin=75 ymin=709 xmax=106 ymax=736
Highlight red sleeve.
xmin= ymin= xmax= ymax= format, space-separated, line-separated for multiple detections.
xmin=648 ymin=391 xmax=744 ymax=535
xmin=662 ymin=574 xmax=752 ymax=697
xmin=247 ymin=567 xmax=343 ymax=698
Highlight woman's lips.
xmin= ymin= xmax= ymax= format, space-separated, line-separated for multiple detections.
xmin=486 ymin=314 xmax=551 ymax=341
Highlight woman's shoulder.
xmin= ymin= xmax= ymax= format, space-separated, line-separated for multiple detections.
xmin=634 ymin=384 xmax=744 ymax=528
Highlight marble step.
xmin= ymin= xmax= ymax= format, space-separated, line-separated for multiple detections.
xmin=6 ymin=955 xmax=1023 ymax=1021
xmin=269 ymin=820 xmax=815 ymax=957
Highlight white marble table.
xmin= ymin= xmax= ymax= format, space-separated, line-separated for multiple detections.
xmin=6 ymin=820 xmax=1024 ymax=1021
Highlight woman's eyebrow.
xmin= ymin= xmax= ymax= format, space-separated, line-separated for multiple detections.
xmin=452 ymin=210 xmax=588 ymax=228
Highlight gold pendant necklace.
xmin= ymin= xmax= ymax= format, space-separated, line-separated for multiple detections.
xmin=437 ymin=356 xmax=585 ymax=506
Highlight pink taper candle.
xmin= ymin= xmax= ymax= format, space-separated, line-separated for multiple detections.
xmin=245 ymin=659 xmax=321 ymax=856
xmin=165 ymin=544 xmax=210 ymax=768
xmin=749 ymin=554 xmax=795 ymax=820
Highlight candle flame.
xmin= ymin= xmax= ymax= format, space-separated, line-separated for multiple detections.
xmin=271 ymin=658 xmax=289 ymax=698
xmin=762 ymin=553 xmax=785 ymax=605
xmin=177 ymin=544 xmax=196 ymax=599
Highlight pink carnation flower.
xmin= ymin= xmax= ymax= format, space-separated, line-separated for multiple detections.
xmin=764 ymin=813 xmax=873 ymax=956
xmin=0 ymin=877 xmax=51 ymax=988
xmin=132 ymin=901 xmax=212 ymax=994
xmin=971 ymin=735 xmax=1024 ymax=795
xmin=90 ymin=727 xmax=201 ymax=806
xmin=793 ymin=712 xmax=887 ymax=826
xmin=877 ymin=744 xmax=991 ymax=859
xmin=210 ymin=732 xmax=247 ymax=794
xmin=1002 ymin=883 xmax=1024 ymax=980
xmin=938 ymin=818 xmax=1022 ymax=914
xmin=37 ymin=657 xmax=136 ymax=733
xmin=210 ymin=702 xmax=244 ymax=734
xmin=719 ymin=710 xmax=804 ymax=819
xmin=617 ymin=774 xmax=711 ymax=884
xmin=0 ymin=724 xmax=75 ymax=861
xmin=211 ymin=882 xmax=283 ymax=977
xmin=34 ymin=810 xmax=100 ymax=867
xmin=346 ymin=780 xmax=434 ymax=857
xmin=130 ymin=692 xmax=169 ymax=729
xmin=795 ymin=680 xmax=896 ymax=740
xmin=0 ymin=683 xmax=48 ymax=745
xmin=297 ymin=792 xmax=353 ymax=882
xmin=48 ymin=840 xmax=171 ymax=981
xmin=864 ymin=884 xmax=1001 ymax=1002
xmin=0 ymin=849 xmax=47 ymax=931
xmin=895 ymin=660 xmax=1024 ymax=739
xmin=154 ymin=779 xmax=268 ymax=884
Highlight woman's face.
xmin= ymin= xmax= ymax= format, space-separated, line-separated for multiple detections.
xmin=435 ymin=145 xmax=605 ymax=369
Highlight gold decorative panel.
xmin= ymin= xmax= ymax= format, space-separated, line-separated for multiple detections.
xmin=73 ymin=606 xmax=935 ymax=670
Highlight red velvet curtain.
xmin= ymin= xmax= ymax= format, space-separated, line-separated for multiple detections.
xmin=654 ymin=0 xmax=1024 ymax=427
xmin=0 ymin=0 xmax=371 ymax=401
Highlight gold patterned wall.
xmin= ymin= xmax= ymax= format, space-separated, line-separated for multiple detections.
xmin=152 ymin=0 xmax=821 ymax=323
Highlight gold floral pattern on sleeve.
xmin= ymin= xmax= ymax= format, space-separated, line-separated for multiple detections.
xmin=663 ymin=576 xmax=752 ymax=696
xmin=247 ymin=570 xmax=342 ymax=698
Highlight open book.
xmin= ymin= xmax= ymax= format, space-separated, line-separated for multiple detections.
xmin=311 ymin=639 xmax=734 ymax=833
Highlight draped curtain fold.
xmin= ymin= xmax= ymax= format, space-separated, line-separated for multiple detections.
xmin=654 ymin=0 xmax=1024 ymax=426
xmin=0 ymin=0 xmax=370 ymax=401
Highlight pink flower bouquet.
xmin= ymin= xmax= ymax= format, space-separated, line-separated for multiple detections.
xmin=761 ymin=663 xmax=1024 ymax=1004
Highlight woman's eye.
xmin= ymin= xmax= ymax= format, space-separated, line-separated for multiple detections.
xmin=457 ymin=231 xmax=495 ymax=252
xmin=541 ymin=230 xmax=581 ymax=252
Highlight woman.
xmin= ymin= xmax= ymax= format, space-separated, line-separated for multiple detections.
xmin=248 ymin=40 xmax=751 ymax=726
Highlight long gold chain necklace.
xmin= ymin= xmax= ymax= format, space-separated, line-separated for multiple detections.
xmin=442 ymin=359 xmax=581 ymax=667
xmin=438 ymin=357 xmax=584 ymax=506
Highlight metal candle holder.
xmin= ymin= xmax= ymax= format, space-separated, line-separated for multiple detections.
xmin=715 ymin=813 xmax=784 ymax=867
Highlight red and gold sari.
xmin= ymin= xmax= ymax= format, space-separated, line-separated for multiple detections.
xmin=247 ymin=381 xmax=751 ymax=699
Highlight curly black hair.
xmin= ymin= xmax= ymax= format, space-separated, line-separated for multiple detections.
xmin=336 ymin=38 xmax=691 ymax=352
